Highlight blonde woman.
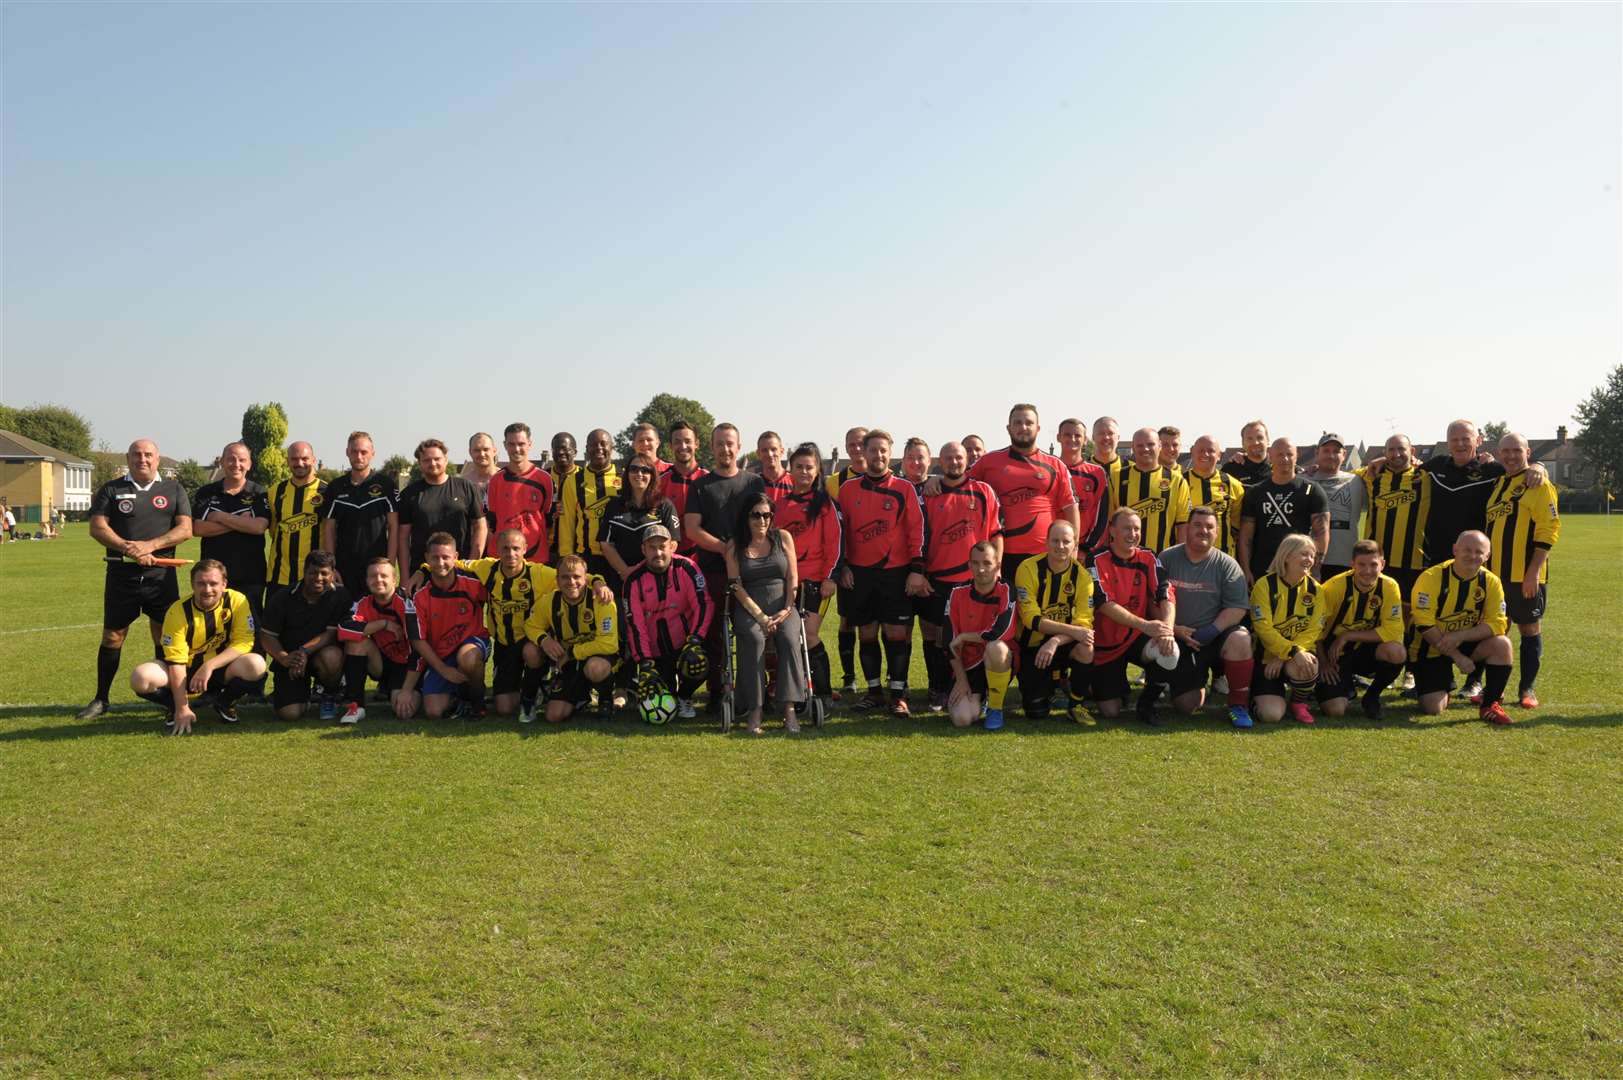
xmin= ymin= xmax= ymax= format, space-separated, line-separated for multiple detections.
xmin=1249 ymin=533 xmax=1324 ymax=724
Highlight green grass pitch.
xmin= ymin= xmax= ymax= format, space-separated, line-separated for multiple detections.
xmin=2 ymin=521 xmax=1620 ymax=1075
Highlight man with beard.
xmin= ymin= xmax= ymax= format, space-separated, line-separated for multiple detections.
xmin=268 ymin=440 xmax=327 ymax=588
xmin=918 ymin=440 xmax=1003 ymax=711
xmin=686 ymin=423 xmax=765 ymax=705
xmin=399 ymin=438 xmax=487 ymax=588
xmin=1223 ymin=420 xmax=1274 ymax=489
xmin=558 ymin=428 xmax=621 ymax=579
xmin=322 ymin=430 xmax=398 ymax=593
xmin=964 ymin=403 xmax=1077 ymax=584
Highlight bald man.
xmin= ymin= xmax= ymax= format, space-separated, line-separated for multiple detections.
xmin=1409 ymin=530 xmax=1514 ymax=724
xmin=191 ymin=440 xmax=271 ymax=623
xmin=267 ymin=440 xmax=328 ymax=588
xmin=78 ymin=439 xmax=194 ymax=719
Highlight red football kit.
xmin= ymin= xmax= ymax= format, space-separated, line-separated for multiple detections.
xmin=484 ymin=464 xmax=554 ymax=562
xmin=773 ymin=489 xmax=842 ymax=582
xmin=412 ymin=570 xmax=489 ymax=659
xmin=1089 ymin=547 xmax=1172 ymax=664
xmin=947 ymin=579 xmax=1017 ymax=670
xmin=837 ymin=472 xmax=924 ymax=572
xmin=922 ymin=479 xmax=1003 ymax=586
xmin=1064 ymin=459 xmax=1109 ymax=554
xmin=663 ymin=464 xmax=709 ymax=554
xmin=968 ymin=447 xmax=1075 ymax=557
xmin=338 ymin=591 xmax=421 ymax=665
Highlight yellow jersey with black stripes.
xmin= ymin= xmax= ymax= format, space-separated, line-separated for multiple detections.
xmin=1484 ymin=470 xmax=1560 ymax=584
xmin=825 ymin=464 xmax=863 ymax=500
xmin=456 ymin=558 xmax=562 ymax=646
xmin=1316 ymin=571 xmax=1404 ymax=645
xmin=267 ymin=476 xmax=327 ymax=586
xmin=523 ymin=589 xmax=619 ymax=662
xmin=1249 ymin=573 xmax=1324 ymax=661
xmin=160 ymin=589 xmax=256 ymax=668
xmin=1013 ymin=552 xmax=1093 ymax=649
xmin=1359 ymin=466 xmax=1431 ymax=571
xmin=558 ymin=465 xmax=621 ymax=558
xmin=1109 ymin=465 xmax=1191 ymax=554
xmin=1409 ymin=561 xmax=1507 ymax=661
xmin=1185 ymin=469 xmax=1246 ymax=557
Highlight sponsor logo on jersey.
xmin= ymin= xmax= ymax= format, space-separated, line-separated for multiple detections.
xmin=1376 ymin=489 xmax=1417 ymax=509
xmin=857 ymin=520 xmax=889 ymax=542
xmin=941 ymin=520 xmax=975 ymax=544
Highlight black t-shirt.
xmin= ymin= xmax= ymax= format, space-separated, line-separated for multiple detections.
xmin=90 ymin=475 xmax=192 ymax=561
xmin=688 ymin=470 xmax=765 ymax=570
xmin=1421 ymin=456 xmax=1507 ymax=565
xmin=192 ymin=480 xmax=270 ymax=585
xmin=398 ymin=476 xmax=484 ymax=568
xmin=1241 ymin=476 xmax=1327 ymax=577
xmin=1221 ymin=458 xmax=1274 ymax=489
xmin=260 ymin=582 xmax=354 ymax=654
xmin=323 ymin=471 xmax=398 ymax=578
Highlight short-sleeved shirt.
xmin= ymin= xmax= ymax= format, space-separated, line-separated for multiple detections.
xmin=267 ymin=476 xmax=328 ymax=587
xmin=323 ymin=472 xmax=398 ymax=579
xmin=1158 ymin=544 xmax=1247 ymax=630
xmin=159 ymin=588 xmax=255 ymax=668
xmin=91 ymin=475 xmax=192 ymax=561
xmin=1420 ymin=456 xmax=1506 ymax=565
xmin=968 ymin=446 xmax=1075 ymax=557
xmin=399 ymin=476 xmax=484 ymax=568
xmin=688 ymin=470 xmax=765 ymax=573
xmin=192 ymin=480 xmax=270 ymax=586
xmin=1306 ymin=470 xmax=1365 ymax=568
xmin=1241 ymin=476 xmax=1328 ymax=577
xmin=599 ymin=496 xmax=681 ymax=574
xmin=260 ymin=582 xmax=353 ymax=653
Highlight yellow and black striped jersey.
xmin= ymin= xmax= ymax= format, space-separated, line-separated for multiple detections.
xmin=160 ymin=589 xmax=256 ymax=668
xmin=558 ymin=465 xmax=621 ymax=558
xmin=825 ymin=464 xmax=863 ymax=499
xmin=455 ymin=558 xmax=562 ymax=646
xmin=267 ymin=476 xmax=327 ymax=587
xmin=523 ymin=589 xmax=619 ymax=662
xmin=1359 ymin=466 xmax=1431 ymax=571
xmin=1316 ymin=571 xmax=1404 ymax=645
xmin=1485 ymin=471 xmax=1560 ymax=584
xmin=1409 ymin=561 xmax=1508 ymax=661
xmin=1250 ymin=572 xmax=1324 ymax=660
xmin=1109 ymin=465 xmax=1191 ymax=554
xmin=1185 ymin=469 xmax=1246 ymax=557
xmin=1013 ymin=552 xmax=1093 ymax=649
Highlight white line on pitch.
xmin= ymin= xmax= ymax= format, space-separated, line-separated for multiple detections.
xmin=0 ymin=623 xmax=100 ymax=636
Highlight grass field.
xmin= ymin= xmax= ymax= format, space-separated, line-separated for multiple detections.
xmin=2 ymin=521 xmax=1620 ymax=1076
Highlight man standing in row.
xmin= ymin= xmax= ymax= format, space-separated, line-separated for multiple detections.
xmin=559 ymin=428 xmax=620 ymax=579
xmin=268 ymin=440 xmax=326 ymax=589
xmin=191 ymin=441 xmax=270 ymax=623
xmin=686 ymin=424 xmax=764 ymax=705
xmin=967 ymin=403 xmax=1076 ymax=584
xmin=1223 ymin=420 xmax=1273 ymax=488
xmin=1109 ymin=427 xmax=1190 ymax=556
xmin=1238 ymin=437 xmax=1328 ymax=586
xmin=1304 ymin=434 xmax=1364 ymax=580
xmin=400 ymin=438 xmax=486 ymax=587
xmin=484 ymin=422 xmax=554 ymax=563
xmin=79 ymin=439 xmax=193 ymax=720
xmin=664 ymin=421 xmax=708 ymax=558
xmin=322 ymin=430 xmax=398 ymax=592
xmin=1484 ymin=433 xmax=1560 ymax=709
xmin=1056 ymin=417 xmax=1108 ymax=557
xmin=1184 ymin=434 xmax=1245 ymax=559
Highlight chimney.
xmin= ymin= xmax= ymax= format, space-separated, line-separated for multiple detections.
xmin=1557 ymin=425 xmax=1568 ymax=445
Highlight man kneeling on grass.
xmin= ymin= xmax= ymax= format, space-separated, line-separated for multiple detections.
xmin=523 ymin=554 xmax=619 ymax=724
xmin=337 ymin=557 xmax=422 ymax=724
xmin=258 ymin=549 xmax=349 ymax=721
xmin=411 ymin=531 xmax=492 ymax=719
xmin=946 ymin=541 xmax=1018 ymax=730
xmin=1409 ymin=530 xmax=1515 ymax=725
xmin=1314 ymin=539 xmax=1406 ymax=719
xmin=130 ymin=558 xmax=267 ymax=734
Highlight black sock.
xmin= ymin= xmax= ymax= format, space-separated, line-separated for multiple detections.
xmin=521 ymin=664 xmax=545 ymax=704
xmin=859 ymin=639 xmax=882 ymax=685
xmin=1289 ymin=680 xmax=1315 ymax=704
xmin=1368 ymin=661 xmax=1401 ymax=697
xmin=922 ymin=641 xmax=949 ymax=693
xmin=138 ymin=687 xmax=174 ymax=710
xmin=884 ymin=636 xmax=911 ymax=692
xmin=343 ymin=654 xmax=369 ymax=706
xmin=1068 ymin=661 xmax=1090 ymax=700
xmin=1481 ymin=662 xmax=1512 ymax=708
xmin=1518 ymin=634 xmax=1542 ymax=693
xmin=219 ymin=677 xmax=256 ymax=707
xmin=95 ymin=645 xmax=122 ymax=701
xmin=1137 ymin=681 xmax=1164 ymax=712
xmin=838 ymin=629 xmax=857 ymax=684
xmin=808 ymin=643 xmax=831 ymax=696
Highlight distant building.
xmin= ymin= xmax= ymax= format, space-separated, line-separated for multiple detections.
xmin=0 ymin=428 xmax=94 ymax=522
xmin=90 ymin=450 xmax=182 ymax=482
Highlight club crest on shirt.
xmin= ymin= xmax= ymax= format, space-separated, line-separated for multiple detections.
xmin=152 ymin=495 xmax=169 ymax=510
xmin=117 ymin=500 xmax=135 ymax=514
xmin=369 ymin=485 xmax=383 ymax=497
xmin=310 ymin=493 xmax=323 ymax=508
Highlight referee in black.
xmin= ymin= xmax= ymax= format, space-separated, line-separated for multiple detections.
xmin=78 ymin=439 xmax=193 ymax=719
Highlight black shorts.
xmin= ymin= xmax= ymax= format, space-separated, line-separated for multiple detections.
xmin=1504 ymin=582 xmax=1546 ymax=625
xmin=104 ymin=565 xmax=179 ymax=630
xmin=913 ymin=583 xmax=953 ymax=627
xmin=1388 ymin=567 xmax=1423 ymax=601
xmin=1168 ymin=625 xmax=1241 ymax=696
xmin=492 ymin=640 xmax=534 ymax=695
xmin=550 ymin=657 xmax=612 ymax=708
xmin=1410 ymin=654 xmax=1458 ymax=698
xmin=270 ymin=660 xmax=316 ymax=709
xmin=796 ymin=581 xmax=835 ymax=619
xmin=1315 ymin=641 xmax=1384 ymax=701
xmin=844 ymin=565 xmax=911 ymax=627
xmin=1092 ymin=636 xmax=1170 ymax=702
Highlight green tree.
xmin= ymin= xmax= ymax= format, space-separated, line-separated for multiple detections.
xmin=174 ymin=458 xmax=212 ymax=501
xmin=1574 ymin=364 xmax=1623 ymax=499
xmin=90 ymin=441 xmax=123 ymax=493
xmin=615 ymin=393 xmax=716 ymax=468
xmin=380 ymin=453 xmax=414 ymax=486
xmin=0 ymin=403 xmax=94 ymax=458
xmin=1481 ymin=420 xmax=1509 ymax=446
xmin=242 ymin=402 xmax=290 ymax=486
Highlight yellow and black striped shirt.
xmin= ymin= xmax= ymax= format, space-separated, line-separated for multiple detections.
xmin=1250 ymin=572 xmax=1324 ymax=661
xmin=1484 ymin=471 xmax=1560 ymax=584
xmin=825 ymin=464 xmax=863 ymax=499
xmin=268 ymin=476 xmax=327 ymax=586
xmin=1013 ymin=552 xmax=1093 ymax=649
xmin=1409 ymin=561 xmax=1508 ymax=661
xmin=1109 ymin=465 xmax=1191 ymax=554
xmin=1360 ymin=466 xmax=1431 ymax=571
xmin=558 ymin=465 xmax=621 ymax=558
xmin=1185 ymin=469 xmax=1246 ymax=557
xmin=456 ymin=558 xmax=562 ymax=646
xmin=523 ymin=590 xmax=619 ymax=662
xmin=1316 ymin=571 xmax=1404 ymax=645
xmin=160 ymin=589 xmax=256 ymax=668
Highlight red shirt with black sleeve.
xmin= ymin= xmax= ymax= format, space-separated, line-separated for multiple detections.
xmin=1089 ymin=547 xmax=1173 ymax=664
xmin=947 ymin=579 xmax=1017 ymax=670
xmin=411 ymin=570 xmax=489 ymax=659
xmin=922 ymin=479 xmax=1003 ymax=586
xmin=663 ymin=464 xmax=709 ymax=554
xmin=968 ymin=446 xmax=1075 ymax=557
xmin=773 ymin=489 xmax=842 ymax=582
xmin=837 ymin=472 xmax=924 ymax=572
xmin=484 ymin=464 xmax=554 ymax=562
xmin=1065 ymin=459 xmax=1109 ymax=555
xmin=338 ymin=591 xmax=421 ymax=665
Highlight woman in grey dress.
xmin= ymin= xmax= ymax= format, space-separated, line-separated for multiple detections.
xmin=724 ymin=493 xmax=807 ymax=734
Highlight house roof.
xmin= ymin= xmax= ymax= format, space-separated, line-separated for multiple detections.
xmin=91 ymin=449 xmax=183 ymax=472
xmin=0 ymin=428 xmax=93 ymax=465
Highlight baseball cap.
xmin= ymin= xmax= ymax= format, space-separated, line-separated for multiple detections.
xmin=1317 ymin=433 xmax=1346 ymax=448
xmin=642 ymin=524 xmax=673 ymax=543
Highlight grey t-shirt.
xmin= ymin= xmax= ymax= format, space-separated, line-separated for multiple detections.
xmin=1306 ymin=468 xmax=1365 ymax=568
xmin=1159 ymin=544 xmax=1248 ymax=629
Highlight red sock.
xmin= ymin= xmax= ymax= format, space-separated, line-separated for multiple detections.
xmin=1224 ymin=658 xmax=1253 ymax=705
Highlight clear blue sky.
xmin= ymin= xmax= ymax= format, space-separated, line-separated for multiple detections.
xmin=3 ymin=3 xmax=1617 ymax=466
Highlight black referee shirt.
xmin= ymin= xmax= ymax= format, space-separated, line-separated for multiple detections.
xmin=91 ymin=475 xmax=191 ymax=561
xmin=193 ymin=479 xmax=269 ymax=586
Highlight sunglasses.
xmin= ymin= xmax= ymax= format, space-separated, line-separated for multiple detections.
xmin=749 ymin=510 xmax=774 ymax=521
xmin=626 ymin=465 xmax=655 ymax=476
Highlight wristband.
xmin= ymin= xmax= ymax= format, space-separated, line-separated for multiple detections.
xmin=1193 ymin=623 xmax=1220 ymax=646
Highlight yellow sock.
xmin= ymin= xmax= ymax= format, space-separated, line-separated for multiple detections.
xmin=986 ymin=666 xmax=1011 ymax=711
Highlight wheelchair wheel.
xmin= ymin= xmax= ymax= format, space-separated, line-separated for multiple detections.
xmin=807 ymin=694 xmax=826 ymax=728
xmin=719 ymin=692 xmax=734 ymax=734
